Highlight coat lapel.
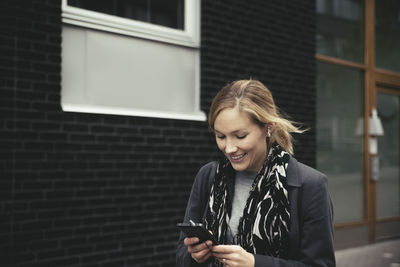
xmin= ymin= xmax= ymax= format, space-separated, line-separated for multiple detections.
xmin=286 ymin=155 xmax=301 ymax=187
xmin=286 ymin=155 xmax=302 ymax=258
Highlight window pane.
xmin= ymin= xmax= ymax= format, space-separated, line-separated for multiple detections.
xmin=150 ymin=0 xmax=184 ymax=29
xmin=375 ymin=0 xmax=400 ymax=72
xmin=316 ymin=61 xmax=364 ymax=223
xmin=68 ymin=0 xmax=184 ymax=30
xmin=316 ymin=0 xmax=365 ymax=63
xmin=377 ymin=92 xmax=400 ymax=218
xmin=68 ymin=0 xmax=114 ymax=14
xmin=116 ymin=0 xmax=149 ymax=22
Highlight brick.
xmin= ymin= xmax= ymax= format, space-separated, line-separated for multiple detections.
xmin=32 ymin=82 xmax=59 ymax=92
xmin=67 ymin=245 xmax=93 ymax=255
xmin=46 ymin=94 xmax=61 ymax=106
xmin=9 ymin=252 xmax=35 ymax=265
xmin=29 ymin=240 xmax=59 ymax=252
xmin=81 ymin=252 xmax=107 ymax=263
xmin=54 ymin=143 xmax=82 ymax=151
xmin=62 ymin=123 xmax=89 ymax=132
xmin=45 ymin=190 xmax=74 ymax=200
xmin=102 ymin=259 xmax=124 ymax=267
xmin=30 ymin=257 xmax=80 ymax=267
xmin=43 ymin=228 xmax=73 ymax=241
xmin=74 ymin=226 xmax=101 ymax=236
xmin=12 ymin=231 xmax=43 ymax=243
xmin=36 ymin=248 xmax=66 ymax=260
xmin=108 ymin=144 xmax=131 ymax=152
xmin=91 ymin=125 xmax=114 ymax=133
xmin=14 ymin=191 xmax=44 ymax=200
xmin=96 ymin=135 xmax=121 ymax=143
xmin=140 ymin=127 xmax=161 ymax=135
xmin=32 ymin=121 xmax=60 ymax=131
xmin=47 ymin=74 xmax=61 ymax=83
xmin=39 ymin=132 xmax=68 ymax=141
xmin=33 ymin=22 xmax=59 ymax=33
xmin=75 ymin=189 xmax=101 ymax=198
xmin=47 ymin=54 xmax=61 ymax=63
xmin=69 ymin=134 xmax=96 ymax=142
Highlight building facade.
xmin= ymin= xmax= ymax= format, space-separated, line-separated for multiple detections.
xmin=1 ymin=0 xmax=399 ymax=266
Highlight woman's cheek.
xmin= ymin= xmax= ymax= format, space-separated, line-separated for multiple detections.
xmin=216 ymin=140 xmax=224 ymax=151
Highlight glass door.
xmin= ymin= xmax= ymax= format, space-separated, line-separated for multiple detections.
xmin=375 ymin=87 xmax=400 ymax=240
xmin=370 ymin=0 xmax=400 ymax=242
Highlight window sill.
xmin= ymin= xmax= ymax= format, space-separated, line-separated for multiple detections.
xmin=61 ymin=103 xmax=207 ymax=122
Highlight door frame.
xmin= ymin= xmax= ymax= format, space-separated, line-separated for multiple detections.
xmin=364 ymin=0 xmax=400 ymax=243
xmin=368 ymin=72 xmax=400 ymax=241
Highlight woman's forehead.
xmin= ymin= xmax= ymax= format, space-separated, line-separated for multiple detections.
xmin=214 ymin=108 xmax=255 ymax=133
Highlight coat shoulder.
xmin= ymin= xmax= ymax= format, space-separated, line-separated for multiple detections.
xmin=298 ymin=161 xmax=327 ymax=182
xmin=287 ymin=156 xmax=328 ymax=188
xmin=198 ymin=161 xmax=218 ymax=174
xmin=193 ymin=161 xmax=218 ymax=192
xmin=295 ymin=160 xmax=330 ymax=205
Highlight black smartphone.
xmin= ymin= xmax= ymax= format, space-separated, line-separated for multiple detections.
xmin=177 ymin=222 xmax=219 ymax=245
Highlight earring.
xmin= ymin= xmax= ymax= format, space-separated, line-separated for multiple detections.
xmin=267 ymin=127 xmax=271 ymax=138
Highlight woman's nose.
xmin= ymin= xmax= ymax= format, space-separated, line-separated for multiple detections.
xmin=225 ymin=140 xmax=237 ymax=154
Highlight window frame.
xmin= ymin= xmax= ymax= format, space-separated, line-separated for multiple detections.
xmin=61 ymin=0 xmax=200 ymax=48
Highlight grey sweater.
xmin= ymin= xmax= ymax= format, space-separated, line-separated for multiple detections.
xmin=226 ymin=170 xmax=256 ymax=244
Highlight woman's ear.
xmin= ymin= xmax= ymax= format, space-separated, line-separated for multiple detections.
xmin=263 ymin=123 xmax=271 ymax=138
xmin=265 ymin=122 xmax=276 ymax=132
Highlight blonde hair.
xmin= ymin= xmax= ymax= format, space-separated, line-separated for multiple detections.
xmin=208 ymin=79 xmax=304 ymax=154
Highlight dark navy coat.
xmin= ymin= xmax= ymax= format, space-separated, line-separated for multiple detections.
xmin=177 ymin=155 xmax=335 ymax=267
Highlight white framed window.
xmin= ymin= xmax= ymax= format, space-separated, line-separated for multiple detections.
xmin=61 ymin=0 xmax=205 ymax=121
xmin=62 ymin=0 xmax=199 ymax=48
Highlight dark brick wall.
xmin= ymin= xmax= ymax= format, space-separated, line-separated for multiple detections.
xmin=201 ymin=0 xmax=317 ymax=163
xmin=1 ymin=0 xmax=316 ymax=266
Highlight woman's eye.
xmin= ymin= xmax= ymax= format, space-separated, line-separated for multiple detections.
xmin=216 ymin=135 xmax=225 ymax=139
xmin=237 ymin=135 xmax=247 ymax=139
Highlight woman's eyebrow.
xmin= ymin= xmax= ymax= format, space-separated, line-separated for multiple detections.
xmin=214 ymin=129 xmax=223 ymax=135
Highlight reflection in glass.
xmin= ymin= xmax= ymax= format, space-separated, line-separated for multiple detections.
xmin=68 ymin=0 xmax=185 ymax=30
xmin=377 ymin=92 xmax=400 ymax=218
xmin=316 ymin=61 xmax=364 ymax=223
xmin=375 ymin=0 xmax=400 ymax=72
xmin=316 ymin=0 xmax=364 ymax=63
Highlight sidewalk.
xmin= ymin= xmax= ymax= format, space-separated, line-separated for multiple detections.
xmin=335 ymin=239 xmax=400 ymax=267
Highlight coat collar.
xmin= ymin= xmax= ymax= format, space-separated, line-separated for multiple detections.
xmin=286 ymin=155 xmax=301 ymax=187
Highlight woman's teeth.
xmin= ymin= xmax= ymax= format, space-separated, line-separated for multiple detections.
xmin=231 ymin=154 xmax=245 ymax=160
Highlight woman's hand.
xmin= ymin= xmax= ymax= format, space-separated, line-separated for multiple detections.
xmin=184 ymin=237 xmax=213 ymax=263
xmin=212 ymin=245 xmax=255 ymax=267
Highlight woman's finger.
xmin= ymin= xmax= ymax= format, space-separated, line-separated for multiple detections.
xmin=183 ymin=237 xmax=199 ymax=246
xmin=188 ymin=241 xmax=212 ymax=254
xmin=212 ymin=244 xmax=240 ymax=253
xmin=220 ymin=257 xmax=228 ymax=265
xmin=214 ymin=245 xmax=255 ymax=267
xmin=192 ymin=248 xmax=212 ymax=263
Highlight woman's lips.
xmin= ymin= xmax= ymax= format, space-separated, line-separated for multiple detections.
xmin=229 ymin=153 xmax=247 ymax=163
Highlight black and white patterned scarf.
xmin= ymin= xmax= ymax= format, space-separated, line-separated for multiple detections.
xmin=205 ymin=144 xmax=290 ymax=264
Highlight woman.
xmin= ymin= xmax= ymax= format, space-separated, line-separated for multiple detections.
xmin=177 ymin=80 xmax=335 ymax=267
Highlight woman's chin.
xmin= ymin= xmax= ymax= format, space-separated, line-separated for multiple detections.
xmin=230 ymin=161 xmax=248 ymax=172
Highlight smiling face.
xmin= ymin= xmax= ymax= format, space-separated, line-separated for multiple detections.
xmin=214 ymin=107 xmax=269 ymax=172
